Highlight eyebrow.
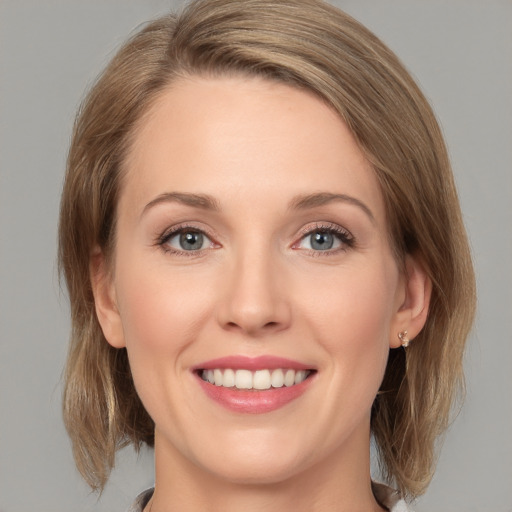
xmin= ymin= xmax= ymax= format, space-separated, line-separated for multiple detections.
xmin=289 ymin=192 xmax=375 ymax=223
xmin=141 ymin=190 xmax=374 ymax=223
xmin=141 ymin=192 xmax=220 ymax=217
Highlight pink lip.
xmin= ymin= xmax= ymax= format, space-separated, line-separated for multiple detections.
xmin=193 ymin=355 xmax=312 ymax=371
xmin=193 ymin=355 xmax=315 ymax=414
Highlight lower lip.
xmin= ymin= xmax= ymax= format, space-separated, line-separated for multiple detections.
xmin=196 ymin=373 xmax=314 ymax=414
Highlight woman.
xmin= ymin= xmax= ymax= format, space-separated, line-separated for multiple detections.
xmin=58 ymin=1 xmax=476 ymax=510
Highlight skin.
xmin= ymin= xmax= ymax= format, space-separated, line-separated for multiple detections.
xmin=92 ymin=76 xmax=430 ymax=512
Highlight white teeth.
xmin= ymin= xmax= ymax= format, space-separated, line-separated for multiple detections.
xmin=253 ymin=370 xmax=271 ymax=390
xmin=201 ymin=368 xmax=311 ymax=389
xmin=294 ymin=370 xmax=307 ymax=385
xmin=235 ymin=369 xmax=253 ymax=389
xmin=284 ymin=369 xmax=295 ymax=387
xmin=223 ymin=368 xmax=235 ymax=387
xmin=271 ymin=369 xmax=284 ymax=388
xmin=214 ymin=369 xmax=223 ymax=386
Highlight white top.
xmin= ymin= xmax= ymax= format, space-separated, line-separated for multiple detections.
xmin=372 ymin=481 xmax=412 ymax=511
xmin=127 ymin=483 xmax=413 ymax=511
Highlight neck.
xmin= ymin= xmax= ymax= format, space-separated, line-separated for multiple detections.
xmin=148 ymin=428 xmax=385 ymax=512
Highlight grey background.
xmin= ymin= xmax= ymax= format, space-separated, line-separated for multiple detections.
xmin=1 ymin=1 xmax=511 ymax=511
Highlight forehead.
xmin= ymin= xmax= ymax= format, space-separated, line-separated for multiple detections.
xmin=121 ymin=76 xmax=386 ymax=225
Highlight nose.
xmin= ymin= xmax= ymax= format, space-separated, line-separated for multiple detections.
xmin=216 ymin=247 xmax=292 ymax=336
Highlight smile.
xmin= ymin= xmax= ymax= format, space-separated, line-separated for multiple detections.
xmin=200 ymin=368 xmax=312 ymax=390
xmin=194 ymin=356 xmax=316 ymax=414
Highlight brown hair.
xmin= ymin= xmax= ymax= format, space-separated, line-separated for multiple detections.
xmin=59 ymin=0 xmax=476 ymax=497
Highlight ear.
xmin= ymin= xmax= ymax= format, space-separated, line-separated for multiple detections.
xmin=90 ymin=246 xmax=126 ymax=348
xmin=389 ymin=254 xmax=432 ymax=349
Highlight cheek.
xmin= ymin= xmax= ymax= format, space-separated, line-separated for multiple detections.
xmin=112 ymin=259 xmax=209 ymax=406
xmin=309 ymin=261 xmax=396 ymax=333
xmin=301 ymin=258 xmax=399 ymax=387
xmin=112 ymin=262 xmax=210 ymax=422
xmin=115 ymin=258 xmax=207 ymax=351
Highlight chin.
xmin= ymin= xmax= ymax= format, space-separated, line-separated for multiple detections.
xmin=186 ymin=428 xmax=318 ymax=487
xmin=203 ymin=455 xmax=307 ymax=486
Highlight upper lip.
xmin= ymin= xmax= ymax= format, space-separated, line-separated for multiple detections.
xmin=193 ymin=355 xmax=313 ymax=371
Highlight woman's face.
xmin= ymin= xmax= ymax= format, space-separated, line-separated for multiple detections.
xmin=96 ymin=76 xmax=413 ymax=484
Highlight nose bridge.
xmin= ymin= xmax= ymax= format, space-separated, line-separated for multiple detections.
xmin=217 ymin=240 xmax=290 ymax=335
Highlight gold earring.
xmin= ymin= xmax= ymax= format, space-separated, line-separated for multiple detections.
xmin=398 ymin=330 xmax=410 ymax=348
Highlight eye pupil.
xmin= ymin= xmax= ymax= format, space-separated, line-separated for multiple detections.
xmin=310 ymin=231 xmax=334 ymax=250
xmin=180 ymin=231 xmax=204 ymax=250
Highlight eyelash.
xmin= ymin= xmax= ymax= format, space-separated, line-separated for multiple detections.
xmin=293 ymin=222 xmax=355 ymax=256
xmin=155 ymin=222 xmax=355 ymax=257
xmin=156 ymin=223 xmax=217 ymax=258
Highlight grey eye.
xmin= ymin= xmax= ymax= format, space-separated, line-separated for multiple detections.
xmin=309 ymin=231 xmax=335 ymax=250
xmin=167 ymin=231 xmax=209 ymax=251
xmin=299 ymin=230 xmax=344 ymax=251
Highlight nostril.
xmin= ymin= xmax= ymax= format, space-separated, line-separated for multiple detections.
xmin=218 ymin=297 xmax=292 ymax=334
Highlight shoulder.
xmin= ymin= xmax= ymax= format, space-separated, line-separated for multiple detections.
xmin=372 ymin=481 xmax=414 ymax=512
xmin=126 ymin=488 xmax=154 ymax=512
